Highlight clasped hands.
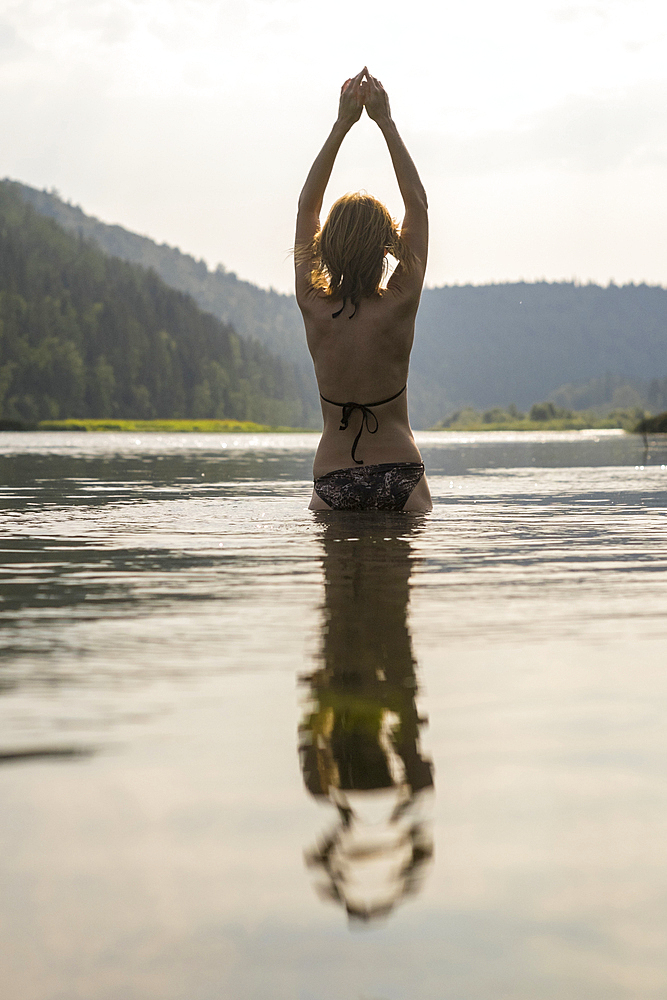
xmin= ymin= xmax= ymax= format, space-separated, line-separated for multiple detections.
xmin=338 ymin=67 xmax=390 ymax=127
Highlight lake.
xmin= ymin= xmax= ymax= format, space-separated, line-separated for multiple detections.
xmin=1 ymin=429 xmax=666 ymax=1000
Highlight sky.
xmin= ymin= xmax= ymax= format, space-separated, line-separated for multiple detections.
xmin=1 ymin=0 xmax=666 ymax=294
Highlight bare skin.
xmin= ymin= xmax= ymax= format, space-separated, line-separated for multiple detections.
xmin=295 ymin=68 xmax=432 ymax=512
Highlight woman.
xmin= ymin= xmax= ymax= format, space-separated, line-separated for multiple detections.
xmin=295 ymin=68 xmax=432 ymax=512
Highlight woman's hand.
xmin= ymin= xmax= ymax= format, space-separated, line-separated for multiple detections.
xmin=363 ymin=69 xmax=391 ymax=124
xmin=337 ymin=69 xmax=365 ymax=128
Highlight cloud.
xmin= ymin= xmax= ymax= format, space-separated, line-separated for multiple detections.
xmin=0 ymin=19 xmax=30 ymax=63
xmin=433 ymin=82 xmax=667 ymax=175
xmin=552 ymin=2 xmax=613 ymax=24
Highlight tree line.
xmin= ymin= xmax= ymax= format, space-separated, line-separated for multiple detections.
xmin=0 ymin=182 xmax=319 ymax=426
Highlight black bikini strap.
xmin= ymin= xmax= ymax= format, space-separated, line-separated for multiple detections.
xmin=319 ymin=385 xmax=407 ymax=464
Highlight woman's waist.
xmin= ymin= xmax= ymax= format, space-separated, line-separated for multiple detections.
xmin=313 ymin=422 xmax=421 ymax=478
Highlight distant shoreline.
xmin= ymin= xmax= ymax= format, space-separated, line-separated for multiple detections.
xmin=429 ymin=418 xmax=635 ymax=432
xmin=1 ymin=416 xmax=663 ymax=434
xmin=430 ymin=413 xmax=667 ymax=434
xmin=0 ymin=418 xmax=310 ymax=433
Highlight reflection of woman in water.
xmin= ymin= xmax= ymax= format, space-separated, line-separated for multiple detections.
xmin=299 ymin=514 xmax=434 ymax=922
xmin=295 ymin=68 xmax=432 ymax=512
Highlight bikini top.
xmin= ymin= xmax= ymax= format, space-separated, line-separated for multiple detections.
xmin=319 ymin=384 xmax=407 ymax=465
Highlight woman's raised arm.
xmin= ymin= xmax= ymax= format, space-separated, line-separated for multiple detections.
xmin=294 ymin=70 xmax=366 ymax=296
xmin=364 ymin=71 xmax=428 ymax=281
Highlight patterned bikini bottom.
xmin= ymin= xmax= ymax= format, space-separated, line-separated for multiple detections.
xmin=313 ymin=462 xmax=425 ymax=511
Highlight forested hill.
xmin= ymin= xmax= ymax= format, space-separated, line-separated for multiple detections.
xmin=11 ymin=180 xmax=667 ymax=429
xmin=412 ymin=281 xmax=667 ymax=425
xmin=0 ymin=182 xmax=318 ymax=426
xmin=11 ymin=181 xmax=306 ymax=368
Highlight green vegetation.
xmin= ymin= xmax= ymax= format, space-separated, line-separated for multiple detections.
xmin=549 ymin=373 xmax=667 ymax=414
xmin=634 ymin=412 xmax=667 ymax=435
xmin=412 ymin=282 xmax=667 ymax=428
xmin=0 ymin=181 xmax=319 ymax=427
xmin=32 ymin=418 xmax=307 ymax=432
xmin=431 ymin=402 xmax=646 ymax=432
xmin=12 ymin=179 xmax=311 ymax=369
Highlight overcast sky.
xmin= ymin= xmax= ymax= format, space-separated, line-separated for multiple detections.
xmin=1 ymin=0 xmax=666 ymax=293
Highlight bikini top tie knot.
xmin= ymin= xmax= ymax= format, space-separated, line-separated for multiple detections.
xmin=319 ymin=384 xmax=407 ymax=464
xmin=338 ymin=402 xmax=380 ymax=464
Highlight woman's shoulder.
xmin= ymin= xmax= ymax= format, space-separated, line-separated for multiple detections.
xmin=295 ymin=273 xmax=331 ymax=314
xmin=384 ymin=263 xmax=425 ymax=311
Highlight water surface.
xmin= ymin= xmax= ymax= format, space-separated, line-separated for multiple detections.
xmin=1 ymin=430 xmax=666 ymax=1000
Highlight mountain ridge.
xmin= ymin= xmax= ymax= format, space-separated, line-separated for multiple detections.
xmin=10 ymin=179 xmax=667 ymax=429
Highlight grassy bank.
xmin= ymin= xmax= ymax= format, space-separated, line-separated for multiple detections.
xmin=430 ymin=404 xmax=647 ymax=433
xmin=1 ymin=418 xmax=311 ymax=433
xmin=634 ymin=412 xmax=667 ymax=434
xmin=428 ymin=417 xmax=632 ymax=432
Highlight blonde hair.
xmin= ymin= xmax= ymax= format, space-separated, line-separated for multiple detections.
xmin=298 ymin=193 xmax=416 ymax=307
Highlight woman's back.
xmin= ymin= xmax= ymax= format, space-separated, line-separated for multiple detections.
xmin=300 ymin=276 xmax=417 ymax=402
xmin=299 ymin=269 xmax=422 ymax=476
